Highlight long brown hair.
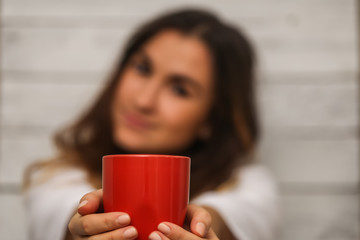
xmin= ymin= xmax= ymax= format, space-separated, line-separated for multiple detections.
xmin=27 ymin=9 xmax=259 ymax=198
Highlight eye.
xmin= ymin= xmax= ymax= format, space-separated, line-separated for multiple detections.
xmin=171 ymin=82 xmax=190 ymax=97
xmin=134 ymin=60 xmax=151 ymax=76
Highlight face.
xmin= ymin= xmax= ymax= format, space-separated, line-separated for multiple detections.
xmin=111 ymin=30 xmax=214 ymax=153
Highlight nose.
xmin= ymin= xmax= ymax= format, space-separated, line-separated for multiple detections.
xmin=133 ymin=78 xmax=159 ymax=113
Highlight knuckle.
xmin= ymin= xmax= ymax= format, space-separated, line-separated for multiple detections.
xmin=196 ymin=207 xmax=212 ymax=224
xmin=81 ymin=218 xmax=92 ymax=235
xmin=68 ymin=221 xmax=75 ymax=234
xmin=103 ymin=216 xmax=114 ymax=230
xmin=107 ymin=231 xmax=117 ymax=240
xmin=177 ymin=230 xmax=188 ymax=239
xmin=167 ymin=225 xmax=186 ymax=239
xmin=68 ymin=215 xmax=78 ymax=234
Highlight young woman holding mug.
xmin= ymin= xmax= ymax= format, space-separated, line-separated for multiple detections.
xmin=25 ymin=9 xmax=279 ymax=240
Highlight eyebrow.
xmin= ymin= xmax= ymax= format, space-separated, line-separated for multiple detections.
xmin=132 ymin=49 xmax=151 ymax=65
xmin=169 ymin=74 xmax=203 ymax=93
xmin=135 ymin=49 xmax=204 ymax=93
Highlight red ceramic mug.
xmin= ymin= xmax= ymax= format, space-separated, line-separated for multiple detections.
xmin=102 ymin=154 xmax=191 ymax=240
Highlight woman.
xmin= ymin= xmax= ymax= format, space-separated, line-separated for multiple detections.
xmin=24 ymin=9 xmax=279 ymax=240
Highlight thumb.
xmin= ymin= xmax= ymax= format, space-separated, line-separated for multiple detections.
xmin=187 ymin=205 xmax=212 ymax=237
xmin=77 ymin=189 xmax=103 ymax=215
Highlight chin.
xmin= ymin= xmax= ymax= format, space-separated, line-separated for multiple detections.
xmin=113 ymin=131 xmax=190 ymax=154
xmin=114 ymin=137 xmax=152 ymax=154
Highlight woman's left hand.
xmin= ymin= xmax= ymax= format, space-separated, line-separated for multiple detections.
xmin=148 ymin=205 xmax=219 ymax=240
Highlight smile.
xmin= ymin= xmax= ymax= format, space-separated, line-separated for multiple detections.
xmin=120 ymin=111 xmax=155 ymax=131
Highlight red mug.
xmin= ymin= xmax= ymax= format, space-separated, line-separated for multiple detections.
xmin=102 ymin=154 xmax=191 ymax=240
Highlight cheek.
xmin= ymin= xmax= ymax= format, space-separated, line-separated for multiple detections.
xmin=161 ymin=99 xmax=209 ymax=138
xmin=111 ymin=73 xmax=134 ymax=129
xmin=115 ymin=74 xmax=135 ymax=101
xmin=113 ymin=73 xmax=146 ymax=111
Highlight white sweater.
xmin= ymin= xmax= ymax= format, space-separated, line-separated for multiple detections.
xmin=24 ymin=164 xmax=280 ymax=240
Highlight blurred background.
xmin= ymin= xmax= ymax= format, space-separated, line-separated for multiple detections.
xmin=0 ymin=0 xmax=358 ymax=239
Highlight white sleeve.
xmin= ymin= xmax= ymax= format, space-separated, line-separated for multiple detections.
xmin=191 ymin=164 xmax=280 ymax=240
xmin=23 ymin=168 xmax=96 ymax=240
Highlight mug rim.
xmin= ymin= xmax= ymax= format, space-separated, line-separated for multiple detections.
xmin=102 ymin=154 xmax=190 ymax=160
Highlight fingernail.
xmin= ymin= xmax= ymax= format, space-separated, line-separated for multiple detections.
xmin=196 ymin=222 xmax=206 ymax=236
xmin=78 ymin=200 xmax=88 ymax=209
xmin=149 ymin=231 xmax=162 ymax=240
xmin=158 ymin=223 xmax=171 ymax=235
xmin=123 ymin=227 xmax=137 ymax=239
xmin=116 ymin=214 xmax=130 ymax=225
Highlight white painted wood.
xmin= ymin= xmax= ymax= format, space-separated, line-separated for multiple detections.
xmin=261 ymin=124 xmax=358 ymax=141
xmin=280 ymin=194 xmax=359 ymax=240
xmin=258 ymin=84 xmax=358 ymax=127
xmin=259 ymin=140 xmax=359 ymax=184
xmin=0 ymin=132 xmax=55 ymax=184
xmin=2 ymin=0 xmax=356 ymax=72
xmin=1 ymin=24 xmax=356 ymax=72
xmin=1 ymin=80 xmax=103 ymax=127
xmin=2 ymin=0 xmax=356 ymax=19
xmin=260 ymin=71 xmax=357 ymax=84
xmin=1 ymin=0 xmax=199 ymax=17
xmin=1 ymin=28 xmax=129 ymax=71
xmin=2 ymin=70 xmax=107 ymax=84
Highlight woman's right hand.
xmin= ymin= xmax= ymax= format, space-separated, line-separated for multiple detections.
xmin=68 ymin=189 xmax=138 ymax=240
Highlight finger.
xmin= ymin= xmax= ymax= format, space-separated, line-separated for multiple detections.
xmin=207 ymin=228 xmax=220 ymax=239
xmin=149 ymin=231 xmax=169 ymax=240
xmin=187 ymin=205 xmax=212 ymax=237
xmin=152 ymin=224 xmax=219 ymax=240
xmin=78 ymin=189 xmax=103 ymax=215
xmin=68 ymin=212 xmax=131 ymax=236
xmin=88 ymin=226 xmax=138 ymax=240
xmin=155 ymin=222 xmax=202 ymax=240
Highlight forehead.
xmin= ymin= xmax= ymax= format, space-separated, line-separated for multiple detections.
xmin=142 ymin=30 xmax=213 ymax=82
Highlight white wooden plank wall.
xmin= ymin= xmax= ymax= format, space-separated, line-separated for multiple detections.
xmin=0 ymin=1 xmax=358 ymax=239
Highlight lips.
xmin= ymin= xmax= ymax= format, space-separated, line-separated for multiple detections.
xmin=120 ymin=110 xmax=155 ymax=130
